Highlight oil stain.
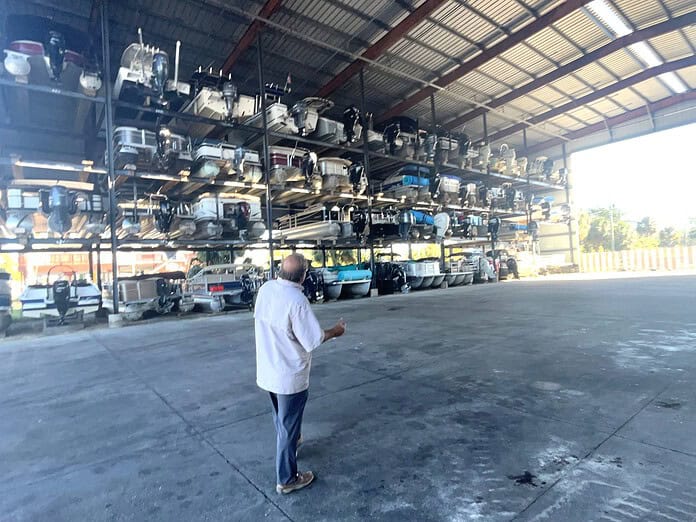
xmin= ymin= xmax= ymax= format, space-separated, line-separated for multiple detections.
xmin=656 ymin=400 xmax=681 ymax=409
xmin=507 ymin=471 xmax=544 ymax=487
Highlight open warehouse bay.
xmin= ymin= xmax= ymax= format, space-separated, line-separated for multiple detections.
xmin=2 ymin=276 xmax=695 ymax=521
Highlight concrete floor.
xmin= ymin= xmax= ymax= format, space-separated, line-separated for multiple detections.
xmin=1 ymin=275 xmax=696 ymax=521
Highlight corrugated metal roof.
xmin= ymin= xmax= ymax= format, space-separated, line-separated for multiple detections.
xmin=613 ymin=0 xmax=669 ymax=29
xmin=632 ymin=77 xmax=673 ymax=102
xmin=679 ymin=64 xmax=696 ymax=89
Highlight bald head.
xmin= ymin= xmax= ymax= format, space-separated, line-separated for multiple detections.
xmin=279 ymin=253 xmax=307 ymax=283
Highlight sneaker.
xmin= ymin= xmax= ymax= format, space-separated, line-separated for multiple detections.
xmin=276 ymin=471 xmax=315 ymax=494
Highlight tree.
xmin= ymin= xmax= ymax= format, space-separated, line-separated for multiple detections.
xmin=658 ymin=227 xmax=681 ymax=247
xmin=636 ymin=216 xmax=656 ymax=237
xmin=580 ymin=207 xmax=635 ymax=253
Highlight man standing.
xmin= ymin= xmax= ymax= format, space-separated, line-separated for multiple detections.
xmin=254 ymin=253 xmax=346 ymax=494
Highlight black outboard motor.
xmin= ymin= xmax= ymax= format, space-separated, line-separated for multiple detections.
xmin=302 ymin=268 xmax=324 ymax=303
xmin=342 ymin=105 xmax=362 ymax=143
xmin=383 ymin=123 xmax=400 ymax=156
xmin=488 ymin=216 xmax=501 ymax=241
xmin=398 ymin=210 xmax=415 ymax=240
xmin=542 ymin=158 xmax=555 ymax=181
xmin=154 ymin=199 xmax=175 ymax=234
xmin=46 ymin=30 xmax=66 ymax=80
xmin=478 ymin=185 xmax=490 ymax=209
xmin=240 ymin=274 xmax=256 ymax=307
xmin=41 ymin=186 xmax=78 ymax=235
xmin=430 ymin=174 xmax=442 ymax=201
xmin=352 ymin=210 xmax=368 ymax=240
xmin=52 ymin=279 xmax=72 ymax=324
xmin=151 ymin=51 xmax=169 ymax=101
xmin=348 ymin=163 xmax=366 ymax=194
xmin=235 ymin=202 xmax=251 ymax=234
xmin=504 ymin=185 xmax=516 ymax=210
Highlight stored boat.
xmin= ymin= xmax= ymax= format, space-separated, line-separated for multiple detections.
xmin=273 ymin=205 xmax=352 ymax=242
xmin=192 ymin=193 xmax=266 ymax=240
xmin=191 ymin=141 xmax=262 ymax=182
xmin=112 ymin=126 xmax=192 ymax=175
xmin=113 ymin=28 xmax=190 ymax=115
xmin=19 ymin=266 xmax=100 ymax=319
xmin=102 ymin=271 xmax=194 ymax=321
xmin=179 ymin=68 xmax=255 ymax=135
xmin=378 ymin=165 xmax=431 ymax=203
xmin=319 ymin=266 xmax=372 ymax=299
xmin=186 ymin=262 xmax=263 ymax=312
xmin=400 ymin=259 xmax=441 ymax=290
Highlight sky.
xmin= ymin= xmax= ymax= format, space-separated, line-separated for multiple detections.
xmin=571 ymin=122 xmax=696 ymax=229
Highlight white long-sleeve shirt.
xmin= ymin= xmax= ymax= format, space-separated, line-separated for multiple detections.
xmin=254 ymin=278 xmax=324 ymax=394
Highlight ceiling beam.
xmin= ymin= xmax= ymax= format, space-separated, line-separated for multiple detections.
xmin=221 ymin=0 xmax=284 ymax=75
xmin=376 ymin=0 xmax=594 ymax=123
xmin=315 ymin=0 xmax=448 ymax=99
xmin=526 ymin=90 xmax=696 ymax=155
xmin=485 ymin=54 xmax=696 ymax=144
xmin=444 ymin=11 xmax=696 ymax=130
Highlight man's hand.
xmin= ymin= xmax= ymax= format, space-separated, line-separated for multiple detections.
xmin=323 ymin=318 xmax=347 ymax=342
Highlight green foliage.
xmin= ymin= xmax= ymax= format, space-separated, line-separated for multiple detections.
xmin=580 ymin=207 xmax=635 ymax=253
xmin=636 ymin=216 xmax=657 ymax=237
xmin=658 ymin=227 xmax=681 ymax=247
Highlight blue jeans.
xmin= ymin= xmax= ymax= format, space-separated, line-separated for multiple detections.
xmin=269 ymin=389 xmax=308 ymax=485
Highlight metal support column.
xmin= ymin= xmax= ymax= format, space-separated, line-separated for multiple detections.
xmin=257 ymin=32 xmax=275 ymax=279
xmin=359 ymin=68 xmax=376 ymax=285
xmin=88 ymin=245 xmax=94 ymax=282
xmin=430 ymin=94 xmax=437 ymax=129
xmin=562 ymin=143 xmax=575 ymax=265
xmin=101 ymin=0 xmax=119 ymax=313
xmin=321 ymin=246 xmax=327 ymax=268
xmin=440 ymin=242 xmax=446 ymax=273
xmin=482 ymin=112 xmax=489 ymax=142
xmin=96 ymin=242 xmax=102 ymax=291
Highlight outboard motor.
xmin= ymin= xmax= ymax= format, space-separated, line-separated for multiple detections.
xmin=348 ymin=163 xmax=367 ymax=195
xmin=222 ymin=81 xmax=238 ymax=121
xmin=155 ymin=125 xmax=174 ymax=170
xmin=488 ymin=216 xmax=501 ymax=241
xmin=231 ymin=147 xmax=246 ymax=178
xmin=542 ymin=158 xmax=555 ymax=180
xmin=239 ymin=274 xmax=256 ymax=307
xmin=455 ymin=132 xmax=471 ymax=167
xmin=52 ymin=279 xmax=72 ymax=324
xmin=342 ymin=105 xmax=362 ymax=143
xmin=154 ymin=199 xmax=175 ymax=234
xmin=462 ymin=182 xmax=478 ymax=207
xmin=291 ymin=100 xmax=309 ymax=136
xmin=301 ymin=152 xmax=320 ymax=189
xmin=383 ymin=123 xmax=400 ymax=156
xmin=302 ymin=268 xmax=324 ymax=303
xmin=150 ymin=50 xmax=169 ymax=100
xmin=503 ymin=183 xmax=516 ymax=210
xmin=351 ymin=210 xmax=368 ymax=240
xmin=235 ymin=202 xmax=251 ymax=233
xmin=478 ymin=185 xmax=490 ymax=208
xmin=528 ymin=220 xmax=539 ymax=241
xmin=41 ymin=186 xmax=78 ymax=235
xmin=430 ymin=175 xmax=442 ymax=201
xmin=46 ymin=30 xmax=66 ymax=80
xmin=398 ymin=209 xmax=415 ymax=240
